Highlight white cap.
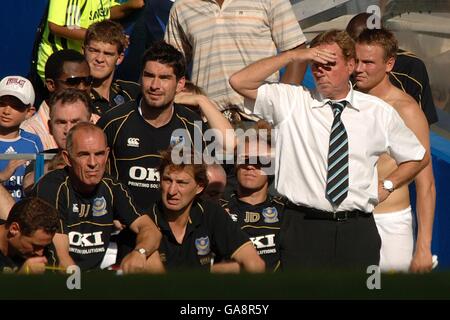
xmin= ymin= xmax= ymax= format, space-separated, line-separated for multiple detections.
xmin=0 ymin=76 xmax=35 ymax=106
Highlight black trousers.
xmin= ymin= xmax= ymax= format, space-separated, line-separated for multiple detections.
xmin=280 ymin=206 xmax=381 ymax=271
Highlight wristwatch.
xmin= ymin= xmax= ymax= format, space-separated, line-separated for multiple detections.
xmin=382 ymin=179 xmax=394 ymax=193
xmin=134 ymin=248 xmax=149 ymax=257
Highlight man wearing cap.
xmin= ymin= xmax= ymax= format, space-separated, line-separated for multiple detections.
xmin=0 ymin=76 xmax=43 ymax=202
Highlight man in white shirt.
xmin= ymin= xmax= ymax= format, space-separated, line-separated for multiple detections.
xmin=230 ymin=30 xmax=429 ymax=270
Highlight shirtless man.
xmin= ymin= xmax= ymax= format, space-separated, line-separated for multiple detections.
xmin=354 ymin=28 xmax=435 ymax=273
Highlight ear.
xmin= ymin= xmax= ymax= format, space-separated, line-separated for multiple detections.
xmin=116 ymin=52 xmax=125 ymax=66
xmin=346 ymin=58 xmax=356 ymax=76
xmin=25 ymin=106 xmax=35 ymax=120
xmin=62 ymin=150 xmax=72 ymax=167
xmin=175 ymin=76 xmax=186 ymax=94
xmin=9 ymin=222 xmax=21 ymax=237
xmin=46 ymin=79 xmax=56 ymax=93
xmin=195 ymin=183 xmax=205 ymax=196
xmin=385 ymin=56 xmax=395 ymax=73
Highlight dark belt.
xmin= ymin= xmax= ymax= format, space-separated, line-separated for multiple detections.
xmin=286 ymin=202 xmax=372 ymax=221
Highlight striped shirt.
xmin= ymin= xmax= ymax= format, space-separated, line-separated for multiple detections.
xmin=165 ymin=0 xmax=306 ymax=115
xmin=37 ymin=0 xmax=119 ymax=79
xmin=21 ymin=101 xmax=57 ymax=151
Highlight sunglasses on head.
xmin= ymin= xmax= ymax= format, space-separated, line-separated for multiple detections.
xmin=57 ymin=76 xmax=93 ymax=87
xmin=237 ymin=156 xmax=272 ymax=168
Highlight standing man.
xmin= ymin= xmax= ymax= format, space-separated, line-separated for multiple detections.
xmin=165 ymin=0 xmax=307 ymax=122
xmin=0 ymin=197 xmax=60 ymax=274
xmin=33 ymin=123 xmax=162 ymax=273
xmin=346 ymin=12 xmax=438 ymax=125
xmin=147 ymin=148 xmax=265 ymax=272
xmin=230 ymin=30 xmax=429 ymax=269
xmin=354 ymin=28 xmax=435 ymax=272
xmin=84 ymin=20 xmax=141 ymax=116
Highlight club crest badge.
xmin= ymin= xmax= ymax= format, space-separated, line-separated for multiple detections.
xmin=92 ymin=197 xmax=107 ymax=217
xmin=262 ymin=207 xmax=279 ymax=223
xmin=195 ymin=236 xmax=210 ymax=256
xmin=170 ymin=135 xmax=185 ymax=147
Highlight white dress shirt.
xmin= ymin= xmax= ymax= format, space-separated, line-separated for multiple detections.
xmin=254 ymin=83 xmax=425 ymax=212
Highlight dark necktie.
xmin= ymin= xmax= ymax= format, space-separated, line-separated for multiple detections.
xmin=326 ymin=100 xmax=349 ymax=206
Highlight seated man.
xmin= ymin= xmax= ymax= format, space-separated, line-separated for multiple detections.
xmin=84 ymin=20 xmax=141 ymax=116
xmin=22 ymin=49 xmax=94 ymax=150
xmin=32 ymin=122 xmax=162 ymax=273
xmin=202 ymin=163 xmax=227 ymax=203
xmin=0 ymin=197 xmax=59 ymax=274
xmin=23 ymin=88 xmax=92 ymax=192
xmin=219 ymin=121 xmax=284 ymax=272
xmin=147 ymin=147 xmax=265 ymax=272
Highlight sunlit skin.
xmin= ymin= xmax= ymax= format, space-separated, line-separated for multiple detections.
xmin=8 ymin=225 xmax=54 ymax=259
xmin=160 ymin=166 xmax=204 ymax=217
xmin=237 ymin=141 xmax=270 ymax=192
xmin=311 ymin=43 xmax=355 ymax=100
xmin=354 ymin=43 xmax=395 ymax=92
xmin=62 ymin=129 xmax=109 ymax=194
xmin=84 ymin=40 xmax=124 ymax=82
xmin=0 ymin=96 xmax=32 ymax=138
xmin=141 ymin=61 xmax=185 ymax=111
xmin=49 ymin=101 xmax=91 ymax=149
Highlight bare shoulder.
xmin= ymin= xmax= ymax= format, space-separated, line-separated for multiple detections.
xmin=389 ymin=87 xmax=420 ymax=119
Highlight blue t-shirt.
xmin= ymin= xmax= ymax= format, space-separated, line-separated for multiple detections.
xmin=0 ymin=129 xmax=43 ymax=201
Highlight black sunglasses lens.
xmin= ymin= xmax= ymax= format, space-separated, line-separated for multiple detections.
xmin=64 ymin=76 xmax=92 ymax=86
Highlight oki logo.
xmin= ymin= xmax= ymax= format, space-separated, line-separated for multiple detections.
xmin=69 ymin=231 xmax=104 ymax=247
xmin=129 ymin=166 xmax=160 ymax=181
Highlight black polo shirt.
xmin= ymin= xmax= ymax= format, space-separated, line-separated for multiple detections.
xmin=220 ymin=194 xmax=285 ymax=271
xmin=97 ymin=100 xmax=209 ymax=211
xmin=90 ymin=79 xmax=141 ymax=116
xmin=149 ymin=199 xmax=251 ymax=271
xmin=390 ymin=49 xmax=438 ymax=125
xmin=32 ymin=168 xmax=142 ymax=270
xmin=0 ymin=220 xmax=57 ymax=273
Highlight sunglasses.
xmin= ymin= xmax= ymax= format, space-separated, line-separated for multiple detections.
xmin=237 ymin=156 xmax=272 ymax=168
xmin=57 ymin=76 xmax=93 ymax=87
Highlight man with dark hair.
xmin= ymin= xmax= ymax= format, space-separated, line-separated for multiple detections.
xmin=146 ymin=147 xmax=265 ymax=272
xmin=97 ymin=41 xmax=232 ymax=212
xmin=84 ymin=20 xmax=141 ymax=116
xmin=230 ymin=29 xmax=428 ymax=270
xmin=33 ymin=122 xmax=162 ymax=272
xmin=22 ymin=49 xmax=93 ymax=150
xmin=97 ymin=41 xmax=232 ymax=260
xmin=354 ymin=28 xmax=435 ymax=273
xmin=346 ymin=12 xmax=438 ymax=125
xmin=0 ymin=197 xmax=60 ymax=274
